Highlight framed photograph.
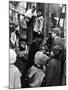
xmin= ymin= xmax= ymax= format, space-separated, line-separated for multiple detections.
xmin=9 ymin=1 xmax=66 ymax=89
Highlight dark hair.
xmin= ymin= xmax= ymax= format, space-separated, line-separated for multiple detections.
xmin=52 ymin=45 xmax=62 ymax=59
xmin=32 ymin=6 xmax=35 ymax=9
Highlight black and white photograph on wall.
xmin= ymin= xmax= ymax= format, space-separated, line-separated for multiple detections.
xmin=9 ymin=1 xmax=66 ymax=89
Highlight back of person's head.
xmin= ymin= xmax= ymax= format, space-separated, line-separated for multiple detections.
xmin=34 ymin=51 xmax=43 ymax=65
xmin=52 ymin=45 xmax=62 ymax=59
xmin=34 ymin=51 xmax=49 ymax=66
xmin=10 ymin=49 xmax=17 ymax=64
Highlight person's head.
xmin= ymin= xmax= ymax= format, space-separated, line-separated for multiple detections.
xmin=52 ymin=45 xmax=62 ymax=59
xmin=55 ymin=28 xmax=61 ymax=37
xmin=37 ymin=10 xmax=42 ymax=17
xmin=41 ymin=46 xmax=45 ymax=53
xmin=32 ymin=6 xmax=36 ymax=13
xmin=19 ymin=41 xmax=26 ymax=51
xmin=34 ymin=51 xmax=50 ymax=66
xmin=51 ymin=29 xmax=57 ymax=39
xmin=51 ymin=32 xmax=56 ymax=39
xmin=52 ymin=28 xmax=61 ymax=39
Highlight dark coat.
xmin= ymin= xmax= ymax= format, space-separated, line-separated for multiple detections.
xmin=46 ymin=58 xmax=61 ymax=86
xmin=52 ymin=38 xmax=66 ymax=66
xmin=52 ymin=38 xmax=66 ymax=84
xmin=27 ymin=39 xmax=41 ymax=69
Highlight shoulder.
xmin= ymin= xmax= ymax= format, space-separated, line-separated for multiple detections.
xmin=49 ymin=59 xmax=56 ymax=64
xmin=53 ymin=38 xmax=64 ymax=48
xmin=48 ymin=59 xmax=61 ymax=69
xmin=12 ymin=65 xmax=21 ymax=77
xmin=48 ymin=59 xmax=57 ymax=68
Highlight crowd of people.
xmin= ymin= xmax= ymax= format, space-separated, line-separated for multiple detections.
xmin=9 ymin=6 xmax=66 ymax=88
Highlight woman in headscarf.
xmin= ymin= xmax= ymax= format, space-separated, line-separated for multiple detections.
xmin=9 ymin=49 xmax=21 ymax=88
